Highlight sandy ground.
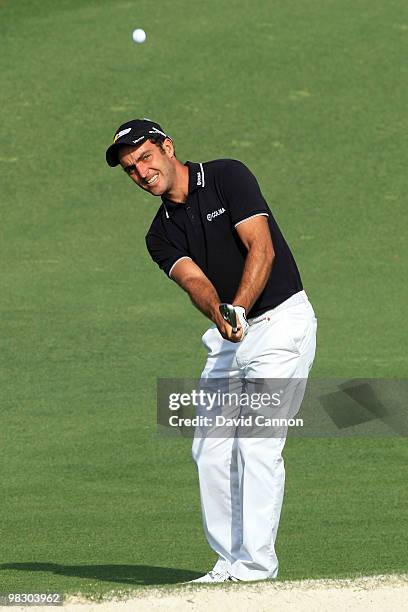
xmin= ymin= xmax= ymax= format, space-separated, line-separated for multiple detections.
xmin=5 ymin=574 xmax=408 ymax=612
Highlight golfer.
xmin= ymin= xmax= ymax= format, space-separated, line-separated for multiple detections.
xmin=106 ymin=119 xmax=317 ymax=582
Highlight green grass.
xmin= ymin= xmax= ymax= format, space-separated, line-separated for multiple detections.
xmin=0 ymin=0 xmax=407 ymax=597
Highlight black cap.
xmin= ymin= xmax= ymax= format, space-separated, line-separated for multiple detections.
xmin=105 ymin=119 xmax=170 ymax=167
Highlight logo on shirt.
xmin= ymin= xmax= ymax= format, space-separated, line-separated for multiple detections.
xmin=207 ymin=207 xmax=226 ymax=222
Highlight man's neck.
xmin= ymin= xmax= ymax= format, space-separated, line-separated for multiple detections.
xmin=164 ymin=162 xmax=189 ymax=204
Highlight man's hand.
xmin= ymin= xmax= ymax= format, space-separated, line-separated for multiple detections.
xmin=217 ymin=304 xmax=249 ymax=343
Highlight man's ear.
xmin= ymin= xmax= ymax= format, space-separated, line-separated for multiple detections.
xmin=163 ymin=137 xmax=175 ymax=158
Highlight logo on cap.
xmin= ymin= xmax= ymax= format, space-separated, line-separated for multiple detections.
xmin=149 ymin=127 xmax=167 ymax=138
xmin=113 ymin=127 xmax=132 ymax=143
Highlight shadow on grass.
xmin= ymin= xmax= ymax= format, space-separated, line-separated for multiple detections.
xmin=0 ymin=562 xmax=201 ymax=585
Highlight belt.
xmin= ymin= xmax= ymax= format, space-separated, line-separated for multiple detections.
xmin=248 ymin=291 xmax=309 ymax=326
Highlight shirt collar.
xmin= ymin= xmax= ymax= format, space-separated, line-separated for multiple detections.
xmin=160 ymin=161 xmax=205 ymax=216
xmin=186 ymin=161 xmax=206 ymax=194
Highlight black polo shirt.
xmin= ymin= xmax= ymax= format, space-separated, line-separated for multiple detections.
xmin=145 ymin=159 xmax=303 ymax=318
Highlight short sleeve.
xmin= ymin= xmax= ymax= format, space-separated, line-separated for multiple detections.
xmin=145 ymin=231 xmax=191 ymax=278
xmin=220 ymin=160 xmax=269 ymax=227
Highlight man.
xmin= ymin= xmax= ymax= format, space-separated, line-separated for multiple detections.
xmin=106 ymin=118 xmax=317 ymax=583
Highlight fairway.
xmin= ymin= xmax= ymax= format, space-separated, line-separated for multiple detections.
xmin=1 ymin=0 xmax=407 ymax=599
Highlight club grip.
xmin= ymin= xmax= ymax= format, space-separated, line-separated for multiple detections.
xmin=219 ymin=303 xmax=238 ymax=332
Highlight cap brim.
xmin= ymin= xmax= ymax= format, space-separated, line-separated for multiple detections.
xmin=105 ymin=131 xmax=172 ymax=167
xmin=105 ymin=135 xmax=150 ymax=167
xmin=105 ymin=142 xmax=125 ymax=167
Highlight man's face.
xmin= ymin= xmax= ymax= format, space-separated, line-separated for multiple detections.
xmin=118 ymin=138 xmax=175 ymax=196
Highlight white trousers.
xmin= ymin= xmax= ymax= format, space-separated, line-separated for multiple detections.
xmin=192 ymin=291 xmax=317 ymax=581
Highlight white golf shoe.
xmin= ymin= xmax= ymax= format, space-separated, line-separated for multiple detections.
xmin=189 ymin=569 xmax=239 ymax=583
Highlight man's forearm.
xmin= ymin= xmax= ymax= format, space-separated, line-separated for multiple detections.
xmin=179 ymin=275 xmax=221 ymax=323
xmin=233 ymin=245 xmax=274 ymax=312
xmin=170 ymin=258 xmax=246 ymax=341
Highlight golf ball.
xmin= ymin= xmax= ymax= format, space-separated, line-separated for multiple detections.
xmin=132 ymin=28 xmax=146 ymax=44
